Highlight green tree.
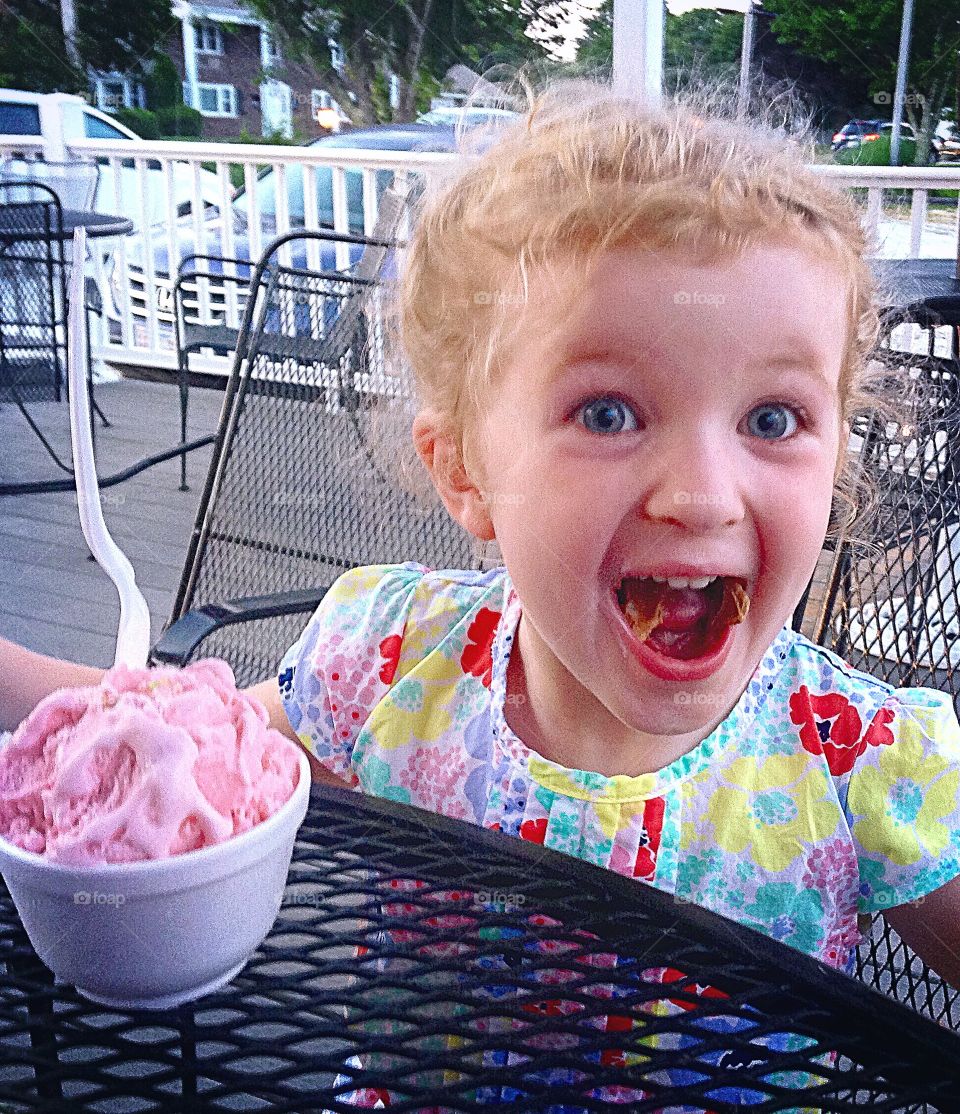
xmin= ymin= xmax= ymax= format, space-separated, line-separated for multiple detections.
xmin=241 ymin=0 xmax=571 ymax=125
xmin=766 ymin=0 xmax=960 ymax=163
xmin=576 ymin=1 xmax=742 ymax=89
xmin=0 ymin=0 xmax=174 ymax=94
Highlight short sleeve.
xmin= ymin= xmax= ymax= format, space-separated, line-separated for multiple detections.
xmin=278 ymin=563 xmax=427 ymax=783
xmin=845 ymin=689 xmax=960 ymax=912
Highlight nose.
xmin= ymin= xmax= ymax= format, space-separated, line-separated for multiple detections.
xmin=640 ymin=430 xmax=745 ymax=531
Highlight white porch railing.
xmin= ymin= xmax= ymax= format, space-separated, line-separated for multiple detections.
xmin=1 ymin=135 xmax=958 ymax=372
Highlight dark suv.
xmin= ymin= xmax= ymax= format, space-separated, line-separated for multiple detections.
xmin=831 ymin=119 xmax=885 ymax=152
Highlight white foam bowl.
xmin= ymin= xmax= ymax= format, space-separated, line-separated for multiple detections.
xmin=0 ymin=746 xmax=310 ymax=1010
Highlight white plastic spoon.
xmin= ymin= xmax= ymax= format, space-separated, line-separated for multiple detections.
xmin=67 ymin=226 xmax=151 ymax=668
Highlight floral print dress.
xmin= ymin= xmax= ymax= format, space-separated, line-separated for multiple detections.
xmin=280 ymin=563 xmax=960 ymax=1109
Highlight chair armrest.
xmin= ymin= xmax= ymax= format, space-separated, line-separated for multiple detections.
xmin=151 ymin=586 xmax=330 ymax=668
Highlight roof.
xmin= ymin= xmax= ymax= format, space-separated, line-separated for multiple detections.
xmin=171 ymin=0 xmax=262 ymax=26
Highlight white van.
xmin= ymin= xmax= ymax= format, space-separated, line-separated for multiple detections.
xmin=0 ymin=89 xmax=220 ymax=227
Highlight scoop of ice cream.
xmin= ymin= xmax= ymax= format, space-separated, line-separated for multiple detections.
xmin=0 ymin=659 xmax=300 ymax=864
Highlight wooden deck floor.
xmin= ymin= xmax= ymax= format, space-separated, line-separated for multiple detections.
xmin=0 ymin=376 xmax=224 ymax=668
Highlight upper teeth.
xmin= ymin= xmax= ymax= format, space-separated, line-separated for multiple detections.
xmin=650 ymin=575 xmax=718 ymax=589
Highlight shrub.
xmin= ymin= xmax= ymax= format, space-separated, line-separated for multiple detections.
xmin=112 ymin=107 xmax=161 ymax=139
xmin=835 ymin=133 xmax=918 ymax=167
xmin=145 ymin=53 xmax=183 ymax=111
xmin=156 ymin=104 xmax=203 ymax=138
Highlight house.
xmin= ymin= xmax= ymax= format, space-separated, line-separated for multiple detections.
xmin=92 ymin=0 xmax=349 ymax=139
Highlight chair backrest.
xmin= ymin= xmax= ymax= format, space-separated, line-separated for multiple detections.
xmin=170 ymin=225 xmax=482 ymax=687
xmin=0 ymin=156 xmax=100 ymax=211
xmin=0 ymin=180 xmax=68 ymax=407
xmin=795 ymin=297 xmax=960 ymax=1027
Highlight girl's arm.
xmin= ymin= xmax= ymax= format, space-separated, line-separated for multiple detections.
xmin=0 ymin=637 xmax=104 ymax=733
xmin=883 ymin=875 xmax=960 ymax=988
xmin=245 ymin=677 xmax=351 ymax=788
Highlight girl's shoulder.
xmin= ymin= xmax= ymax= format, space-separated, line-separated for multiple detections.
xmin=321 ymin=561 xmax=511 ymax=634
xmin=775 ymin=627 xmax=960 ymax=772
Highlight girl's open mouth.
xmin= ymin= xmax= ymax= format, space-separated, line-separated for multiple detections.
xmin=615 ymin=576 xmax=750 ymax=662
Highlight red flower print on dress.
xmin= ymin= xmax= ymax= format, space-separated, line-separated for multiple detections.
xmin=790 ymin=685 xmax=863 ymax=775
xmin=864 ymin=705 xmax=896 ymax=749
xmin=378 ymin=634 xmax=402 ymax=685
xmin=633 ymin=796 xmax=665 ymax=881
xmin=459 ymin=608 xmax=501 ymax=687
xmin=520 ymin=817 xmax=548 ymax=844
xmin=789 ymin=686 xmax=896 ymax=775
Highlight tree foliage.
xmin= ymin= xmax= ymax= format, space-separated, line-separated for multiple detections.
xmin=241 ymin=0 xmax=572 ymax=125
xmin=766 ymin=0 xmax=960 ymax=159
xmin=0 ymin=0 xmax=174 ymax=93
xmin=576 ymin=1 xmax=742 ymax=88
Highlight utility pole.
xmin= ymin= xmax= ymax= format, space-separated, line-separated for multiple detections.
xmin=738 ymin=0 xmax=756 ymax=117
xmin=890 ymin=0 xmax=915 ymax=166
xmin=613 ymin=0 xmax=664 ymax=102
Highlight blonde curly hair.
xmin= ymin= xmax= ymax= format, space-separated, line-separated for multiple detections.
xmin=392 ymin=78 xmax=893 ymax=539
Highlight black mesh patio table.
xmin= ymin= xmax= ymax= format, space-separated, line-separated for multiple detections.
xmin=1 ymin=783 xmax=959 ymax=1112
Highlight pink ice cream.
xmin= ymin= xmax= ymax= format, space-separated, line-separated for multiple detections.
xmin=0 ymin=659 xmax=301 ymax=864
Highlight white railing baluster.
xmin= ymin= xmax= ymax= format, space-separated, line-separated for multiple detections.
xmin=244 ymin=160 xmax=261 ymax=267
xmin=111 ymin=154 xmax=133 ymax=351
xmin=217 ymin=161 xmax=237 ymax=329
xmin=909 ymin=188 xmax=927 ymax=258
xmin=865 ymin=187 xmax=883 ymax=242
xmin=163 ymin=157 xmax=179 ymax=352
xmin=302 ymin=164 xmax=321 ymax=275
xmin=135 ymin=156 xmax=159 ymax=353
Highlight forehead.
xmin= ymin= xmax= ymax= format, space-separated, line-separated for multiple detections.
xmin=510 ymin=241 xmax=850 ymax=385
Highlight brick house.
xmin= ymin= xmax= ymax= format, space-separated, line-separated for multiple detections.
xmin=92 ymin=0 xmax=350 ymax=140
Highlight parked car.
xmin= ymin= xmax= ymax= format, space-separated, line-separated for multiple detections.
xmin=933 ymin=121 xmax=960 ymax=163
xmin=119 ymin=123 xmax=456 ymax=349
xmin=417 ymin=106 xmax=519 ymax=129
xmin=0 ymin=89 xmax=221 ymax=223
xmin=831 ymin=119 xmax=884 ymax=152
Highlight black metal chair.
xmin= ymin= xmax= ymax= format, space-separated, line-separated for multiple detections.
xmin=173 ymin=252 xmax=255 ymax=490
xmin=0 ymin=181 xmax=74 ymax=473
xmin=154 ymin=224 xmax=485 ymax=689
xmin=793 ymin=295 xmax=960 ymax=1030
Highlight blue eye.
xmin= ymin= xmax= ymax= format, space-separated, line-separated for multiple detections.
xmin=576 ymin=397 xmax=639 ymax=435
xmin=745 ymin=404 xmax=798 ymax=440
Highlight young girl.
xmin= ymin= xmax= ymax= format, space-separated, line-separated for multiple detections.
xmin=3 ymin=80 xmax=960 ymax=1079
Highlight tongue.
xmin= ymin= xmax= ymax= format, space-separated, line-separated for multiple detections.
xmin=657 ymin=587 xmax=710 ymax=631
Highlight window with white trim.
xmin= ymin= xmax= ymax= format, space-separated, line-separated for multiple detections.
xmin=261 ymin=30 xmax=280 ymax=63
xmin=311 ymin=89 xmax=335 ymax=113
xmin=196 ymin=21 xmax=223 ymax=54
xmin=329 ymin=38 xmax=345 ymax=74
xmin=95 ymin=79 xmax=127 ymax=112
xmin=196 ymin=82 xmax=238 ymax=117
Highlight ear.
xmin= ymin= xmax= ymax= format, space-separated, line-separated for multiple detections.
xmin=412 ymin=410 xmax=495 ymax=541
